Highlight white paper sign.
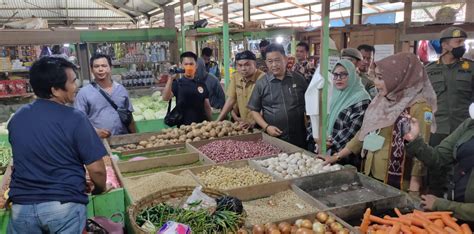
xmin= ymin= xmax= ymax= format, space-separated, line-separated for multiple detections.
xmin=374 ymin=44 xmax=395 ymax=62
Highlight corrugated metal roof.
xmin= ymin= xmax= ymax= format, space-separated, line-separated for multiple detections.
xmin=0 ymin=0 xmax=463 ymax=28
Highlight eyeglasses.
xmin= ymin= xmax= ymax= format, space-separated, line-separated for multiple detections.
xmin=332 ymin=72 xmax=349 ymax=80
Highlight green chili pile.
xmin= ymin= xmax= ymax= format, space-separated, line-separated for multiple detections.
xmin=135 ymin=202 xmax=244 ymax=233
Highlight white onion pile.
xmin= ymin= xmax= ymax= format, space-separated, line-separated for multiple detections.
xmin=256 ymin=152 xmax=342 ymax=179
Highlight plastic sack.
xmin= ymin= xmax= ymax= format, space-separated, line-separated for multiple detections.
xmin=215 ymin=196 xmax=243 ymax=214
xmin=157 ymin=221 xmax=191 ymax=234
xmin=106 ymin=166 xmax=121 ymax=189
xmin=182 ymin=186 xmax=216 ymax=211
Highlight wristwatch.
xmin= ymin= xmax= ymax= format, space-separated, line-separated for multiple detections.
xmin=333 ymin=152 xmax=341 ymax=161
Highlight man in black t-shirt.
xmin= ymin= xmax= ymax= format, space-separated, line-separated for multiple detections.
xmin=162 ymin=52 xmax=212 ymax=125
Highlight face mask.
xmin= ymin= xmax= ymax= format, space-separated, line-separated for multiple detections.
xmin=451 ymin=45 xmax=466 ymax=59
xmin=184 ymin=65 xmax=196 ymax=77
xmin=470 ymin=103 xmax=474 ymax=119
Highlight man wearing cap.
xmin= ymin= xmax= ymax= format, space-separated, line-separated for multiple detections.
xmin=341 ymin=48 xmax=376 ymax=98
xmin=217 ymin=51 xmax=264 ymax=127
xmin=425 ymin=26 xmax=474 ymax=196
xmin=292 ymin=41 xmax=315 ymax=82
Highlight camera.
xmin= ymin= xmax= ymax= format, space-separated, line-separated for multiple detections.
xmin=169 ymin=67 xmax=185 ymax=74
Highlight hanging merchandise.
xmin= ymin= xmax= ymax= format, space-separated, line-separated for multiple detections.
xmin=429 ymin=40 xmax=442 ymax=54
xmin=417 ymin=40 xmax=429 ymax=63
xmin=39 ymin=46 xmax=52 ymax=58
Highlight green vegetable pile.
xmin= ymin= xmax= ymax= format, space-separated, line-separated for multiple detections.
xmin=132 ymin=91 xmax=172 ymax=121
xmin=0 ymin=143 xmax=11 ymax=168
xmin=136 ymin=202 xmax=244 ymax=233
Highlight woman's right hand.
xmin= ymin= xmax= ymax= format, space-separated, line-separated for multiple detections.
xmin=403 ymin=116 xmax=420 ymax=142
xmin=317 ymin=155 xmax=339 ymax=165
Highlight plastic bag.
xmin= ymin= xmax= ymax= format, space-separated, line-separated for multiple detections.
xmin=157 ymin=221 xmax=191 ymax=234
xmin=215 ymin=196 xmax=243 ymax=214
xmin=182 ymin=186 xmax=216 ymax=211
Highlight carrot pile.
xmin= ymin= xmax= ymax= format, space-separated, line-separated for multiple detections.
xmin=358 ymin=208 xmax=472 ymax=234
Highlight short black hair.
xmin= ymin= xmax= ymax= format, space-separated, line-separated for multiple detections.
xmin=357 ymin=44 xmax=375 ymax=53
xmin=201 ymin=47 xmax=213 ymax=57
xmin=265 ymin=43 xmax=286 ymax=56
xmin=90 ymin=53 xmax=112 ymax=68
xmin=29 ymin=57 xmax=77 ymax=99
xmin=259 ymin=39 xmax=270 ymax=48
xmin=296 ymin=42 xmax=310 ymax=52
xmin=180 ymin=51 xmax=198 ymax=63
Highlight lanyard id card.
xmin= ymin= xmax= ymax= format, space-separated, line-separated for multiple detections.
xmin=362 ymin=131 xmax=385 ymax=152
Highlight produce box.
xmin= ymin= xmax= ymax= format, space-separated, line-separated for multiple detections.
xmin=135 ymin=118 xmax=169 ymax=133
xmin=225 ymin=180 xmax=325 ymax=227
xmin=107 ymin=121 xmax=255 ymax=155
xmin=115 ymin=144 xmax=188 ymax=161
xmin=117 ymin=152 xmax=208 ymax=177
xmin=107 ymin=131 xmax=167 ymax=148
xmin=186 ymin=133 xmax=303 ymax=164
xmin=293 ymin=169 xmax=406 ymax=221
xmin=0 ymin=208 xmax=9 ymax=233
xmin=184 ymin=160 xmax=278 ymax=191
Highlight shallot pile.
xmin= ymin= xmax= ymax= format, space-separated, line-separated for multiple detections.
xmin=198 ymin=140 xmax=282 ymax=163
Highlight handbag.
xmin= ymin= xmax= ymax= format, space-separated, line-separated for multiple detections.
xmin=164 ymin=79 xmax=183 ymax=127
xmin=92 ymin=83 xmax=133 ymax=128
xmin=164 ymin=99 xmax=183 ymax=127
xmin=85 ymin=214 xmax=124 ymax=234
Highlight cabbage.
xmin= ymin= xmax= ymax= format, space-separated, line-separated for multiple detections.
xmin=131 ymin=93 xmax=170 ymax=121
xmin=152 ymin=90 xmax=162 ymax=97
xmin=134 ymin=115 xmax=144 ymax=121
xmin=134 ymin=106 xmax=142 ymax=115
xmin=143 ymin=109 xmax=155 ymax=120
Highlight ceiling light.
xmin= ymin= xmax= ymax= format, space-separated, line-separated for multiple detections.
xmin=276 ymin=36 xmax=284 ymax=44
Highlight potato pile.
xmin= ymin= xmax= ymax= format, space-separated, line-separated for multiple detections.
xmin=113 ymin=121 xmax=254 ymax=151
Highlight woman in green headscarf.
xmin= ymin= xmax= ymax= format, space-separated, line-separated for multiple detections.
xmin=326 ymin=59 xmax=371 ymax=167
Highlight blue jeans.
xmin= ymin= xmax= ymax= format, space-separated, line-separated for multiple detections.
xmin=7 ymin=201 xmax=86 ymax=234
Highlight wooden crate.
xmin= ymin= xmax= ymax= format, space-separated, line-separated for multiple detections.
xmin=225 ymin=180 xmax=324 ymax=227
xmin=182 ymin=159 xmax=279 ymax=191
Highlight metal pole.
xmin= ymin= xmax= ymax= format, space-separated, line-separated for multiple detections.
xmin=320 ymin=0 xmax=330 ymax=153
xmin=180 ymin=0 xmax=186 ymax=52
xmin=291 ymin=34 xmax=296 ymax=56
xmin=223 ymin=0 xmax=230 ymax=88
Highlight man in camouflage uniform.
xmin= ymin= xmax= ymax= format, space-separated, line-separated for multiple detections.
xmin=425 ymin=26 xmax=474 ymax=196
xmin=341 ymin=48 xmax=376 ymax=98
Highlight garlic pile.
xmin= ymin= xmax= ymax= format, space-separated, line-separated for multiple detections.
xmin=256 ymin=152 xmax=342 ymax=179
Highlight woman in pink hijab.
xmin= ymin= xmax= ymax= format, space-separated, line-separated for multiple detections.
xmin=321 ymin=52 xmax=437 ymax=193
